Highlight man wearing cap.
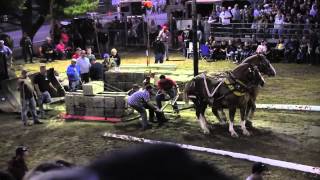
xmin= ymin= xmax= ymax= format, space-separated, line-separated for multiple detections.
xmin=66 ymin=59 xmax=81 ymax=91
xmin=7 ymin=146 xmax=29 ymax=180
xmin=76 ymin=50 xmax=91 ymax=83
xmin=72 ymin=47 xmax=82 ymax=59
xmin=0 ymin=39 xmax=13 ymax=67
xmin=18 ymin=69 xmax=42 ymax=126
xmin=33 ymin=64 xmax=56 ymax=117
xmin=128 ymin=85 xmax=167 ymax=130
xmin=158 ymin=26 xmax=170 ymax=61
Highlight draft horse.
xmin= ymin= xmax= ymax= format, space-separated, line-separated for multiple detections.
xmin=184 ymin=54 xmax=276 ymax=137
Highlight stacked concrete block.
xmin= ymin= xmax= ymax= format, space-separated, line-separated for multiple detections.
xmin=65 ymin=91 xmax=129 ymax=119
xmin=82 ymin=81 xmax=104 ymax=96
xmin=104 ymin=72 xmax=146 ymax=91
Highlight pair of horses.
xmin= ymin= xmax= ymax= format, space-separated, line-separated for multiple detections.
xmin=184 ymin=54 xmax=276 ymax=137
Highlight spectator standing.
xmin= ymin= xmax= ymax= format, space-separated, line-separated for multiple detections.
xmin=86 ymin=47 xmax=96 ymax=62
xmin=208 ymin=9 xmax=219 ymax=24
xmin=72 ymin=47 xmax=81 ymax=59
xmin=156 ymin=75 xmax=179 ymax=115
xmin=18 ymin=69 xmax=42 ymax=126
xmin=182 ymin=25 xmax=193 ymax=57
xmin=231 ymin=4 xmax=241 ymax=23
xmin=40 ymin=37 xmax=55 ymax=62
xmin=273 ymin=11 xmax=284 ymax=39
xmin=0 ymin=39 xmax=13 ymax=67
xmin=158 ymin=26 xmax=170 ymax=61
xmin=152 ymin=37 xmax=165 ymax=64
xmin=89 ymin=58 xmax=104 ymax=81
xmin=20 ymin=33 xmax=33 ymax=63
xmin=76 ymin=50 xmax=91 ymax=83
xmin=110 ymin=48 xmax=121 ymax=72
xmin=66 ymin=59 xmax=81 ymax=92
xmin=128 ymin=85 xmax=167 ymax=130
xmin=34 ymin=64 xmax=55 ymax=117
xmin=7 ymin=146 xmax=29 ymax=180
xmin=219 ymin=7 xmax=232 ymax=25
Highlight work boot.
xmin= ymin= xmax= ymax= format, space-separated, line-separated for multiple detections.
xmin=34 ymin=121 xmax=43 ymax=125
xmin=142 ymin=124 xmax=152 ymax=131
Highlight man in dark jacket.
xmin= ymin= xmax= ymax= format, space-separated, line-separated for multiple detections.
xmin=20 ymin=33 xmax=33 ymax=63
xmin=7 ymin=146 xmax=29 ymax=180
xmin=152 ymin=37 xmax=165 ymax=64
xmin=19 ymin=69 xmax=42 ymax=126
xmin=89 ymin=58 xmax=104 ymax=81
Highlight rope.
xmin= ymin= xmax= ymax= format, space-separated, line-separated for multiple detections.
xmin=201 ymin=73 xmax=223 ymax=98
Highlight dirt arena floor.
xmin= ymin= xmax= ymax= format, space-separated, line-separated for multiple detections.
xmin=0 ymin=51 xmax=319 ymax=179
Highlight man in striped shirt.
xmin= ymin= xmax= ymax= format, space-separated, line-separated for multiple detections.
xmin=128 ymin=85 xmax=166 ymax=130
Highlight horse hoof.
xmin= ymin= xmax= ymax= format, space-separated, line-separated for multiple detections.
xmin=203 ymin=129 xmax=210 ymax=135
xmin=243 ymin=130 xmax=251 ymax=136
xmin=230 ymin=132 xmax=239 ymax=138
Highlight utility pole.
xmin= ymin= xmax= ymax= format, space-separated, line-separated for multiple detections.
xmin=192 ymin=0 xmax=198 ymax=76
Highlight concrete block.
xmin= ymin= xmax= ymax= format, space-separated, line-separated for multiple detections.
xmin=114 ymin=109 xmax=125 ymax=117
xmin=85 ymin=96 xmax=106 ymax=108
xmin=104 ymin=97 xmax=116 ymax=108
xmin=104 ymin=109 xmax=115 ymax=117
xmin=74 ymin=107 xmax=86 ymax=116
xmin=66 ymin=106 xmax=75 ymax=115
xmin=115 ymin=95 xmax=126 ymax=108
xmin=74 ymin=95 xmax=86 ymax=108
xmin=82 ymin=81 xmax=104 ymax=96
xmin=65 ymin=94 xmax=74 ymax=107
xmin=85 ymin=108 xmax=105 ymax=117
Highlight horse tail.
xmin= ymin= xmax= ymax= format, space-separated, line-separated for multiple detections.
xmin=184 ymin=79 xmax=195 ymax=105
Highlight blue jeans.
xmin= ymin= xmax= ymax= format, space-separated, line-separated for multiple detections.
xmin=156 ymin=88 xmax=179 ymax=112
xmin=155 ymin=53 xmax=164 ymax=63
xmin=21 ymin=97 xmax=39 ymax=123
xmin=69 ymin=80 xmax=80 ymax=92
xmin=38 ymin=91 xmax=52 ymax=116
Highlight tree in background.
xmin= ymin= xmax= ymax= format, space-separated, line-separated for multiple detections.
xmin=0 ymin=0 xmax=99 ymax=40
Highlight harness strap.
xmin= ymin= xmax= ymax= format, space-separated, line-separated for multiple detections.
xmin=201 ymin=73 xmax=223 ymax=98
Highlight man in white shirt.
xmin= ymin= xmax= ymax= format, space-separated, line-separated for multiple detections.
xmin=76 ymin=50 xmax=91 ymax=83
xmin=273 ymin=11 xmax=284 ymax=39
xmin=219 ymin=7 xmax=232 ymax=25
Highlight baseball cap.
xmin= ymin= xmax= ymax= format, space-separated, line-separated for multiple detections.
xmin=16 ymin=146 xmax=28 ymax=156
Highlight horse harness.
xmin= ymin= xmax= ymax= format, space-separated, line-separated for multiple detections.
xmin=200 ymin=65 xmax=261 ymax=102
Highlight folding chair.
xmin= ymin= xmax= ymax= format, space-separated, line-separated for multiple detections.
xmin=200 ymin=44 xmax=211 ymax=60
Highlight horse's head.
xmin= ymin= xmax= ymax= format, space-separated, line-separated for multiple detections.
xmin=249 ymin=65 xmax=265 ymax=87
xmin=242 ymin=54 xmax=276 ymax=77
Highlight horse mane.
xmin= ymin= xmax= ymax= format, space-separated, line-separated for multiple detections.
xmin=242 ymin=54 xmax=262 ymax=64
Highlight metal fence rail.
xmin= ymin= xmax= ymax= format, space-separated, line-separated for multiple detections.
xmin=210 ymin=22 xmax=319 ymax=40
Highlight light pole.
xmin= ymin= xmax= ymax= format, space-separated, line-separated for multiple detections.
xmin=192 ymin=0 xmax=198 ymax=76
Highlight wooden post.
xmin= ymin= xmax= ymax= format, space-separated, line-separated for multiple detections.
xmin=192 ymin=0 xmax=198 ymax=76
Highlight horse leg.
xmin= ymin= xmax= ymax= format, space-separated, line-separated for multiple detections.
xmin=229 ymin=107 xmax=239 ymax=138
xmin=245 ymin=100 xmax=256 ymax=128
xmin=240 ymin=106 xmax=251 ymax=136
xmin=196 ymin=104 xmax=210 ymax=134
xmin=212 ymin=108 xmax=227 ymax=125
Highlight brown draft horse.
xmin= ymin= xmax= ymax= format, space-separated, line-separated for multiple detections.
xmin=184 ymin=54 xmax=276 ymax=137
